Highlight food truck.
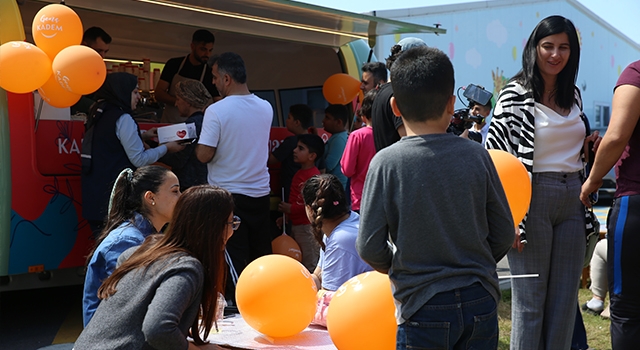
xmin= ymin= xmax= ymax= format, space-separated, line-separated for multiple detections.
xmin=0 ymin=0 xmax=444 ymax=290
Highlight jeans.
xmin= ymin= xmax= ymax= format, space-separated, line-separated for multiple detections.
xmin=396 ymin=283 xmax=498 ymax=350
xmin=571 ymin=303 xmax=589 ymax=350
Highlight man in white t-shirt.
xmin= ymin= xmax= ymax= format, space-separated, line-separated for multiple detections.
xmin=196 ymin=52 xmax=273 ymax=300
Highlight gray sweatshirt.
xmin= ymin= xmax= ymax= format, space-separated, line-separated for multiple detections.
xmin=357 ymin=133 xmax=514 ymax=322
xmin=74 ymin=252 xmax=204 ymax=350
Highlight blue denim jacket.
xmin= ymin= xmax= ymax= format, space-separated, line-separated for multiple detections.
xmin=82 ymin=213 xmax=155 ymax=326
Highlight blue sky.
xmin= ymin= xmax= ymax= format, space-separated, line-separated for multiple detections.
xmin=296 ymin=0 xmax=640 ymax=45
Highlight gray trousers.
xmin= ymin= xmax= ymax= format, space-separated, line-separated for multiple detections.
xmin=509 ymin=172 xmax=586 ymax=350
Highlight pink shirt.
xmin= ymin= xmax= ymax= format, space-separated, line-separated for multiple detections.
xmin=614 ymin=60 xmax=640 ymax=197
xmin=340 ymin=126 xmax=376 ymax=211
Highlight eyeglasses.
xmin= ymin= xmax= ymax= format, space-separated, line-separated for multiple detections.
xmin=228 ymin=215 xmax=241 ymax=231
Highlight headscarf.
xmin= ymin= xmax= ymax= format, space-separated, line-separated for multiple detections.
xmin=175 ymin=80 xmax=211 ymax=110
xmin=94 ymin=72 xmax=138 ymax=113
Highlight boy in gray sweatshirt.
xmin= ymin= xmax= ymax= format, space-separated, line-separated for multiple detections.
xmin=356 ymin=46 xmax=514 ymax=350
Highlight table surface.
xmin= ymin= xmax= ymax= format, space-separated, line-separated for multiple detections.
xmin=207 ymin=315 xmax=338 ymax=350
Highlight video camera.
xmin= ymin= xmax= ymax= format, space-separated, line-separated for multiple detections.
xmin=447 ymin=84 xmax=493 ymax=140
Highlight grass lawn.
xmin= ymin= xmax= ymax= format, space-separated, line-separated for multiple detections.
xmin=498 ymin=288 xmax=611 ymax=350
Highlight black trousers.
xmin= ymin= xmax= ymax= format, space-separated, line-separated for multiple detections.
xmin=608 ymin=195 xmax=640 ymax=350
xmin=225 ymin=193 xmax=272 ymax=302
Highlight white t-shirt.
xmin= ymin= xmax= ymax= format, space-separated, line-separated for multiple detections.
xmin=199 ymin=94 xmax=272 ymax=197
xmin=532 ymin=103 xmax=584 ymax=173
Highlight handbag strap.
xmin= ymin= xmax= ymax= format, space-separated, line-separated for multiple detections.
xmin=579 ymin=113 xmax=598 ymax=215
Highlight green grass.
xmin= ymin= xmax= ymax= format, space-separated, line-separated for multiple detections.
xmin=498 ymin=288 xmax=611 ymax=350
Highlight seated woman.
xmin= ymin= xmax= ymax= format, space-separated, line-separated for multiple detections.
xmin=82 ymin=165 xmax=181 ymax=326
xmin=75 ymin=185 xmax=237 ymax=350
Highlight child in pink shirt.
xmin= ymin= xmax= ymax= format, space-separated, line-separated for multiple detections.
xmin=340 ymin=89 xmax=379 ymax=212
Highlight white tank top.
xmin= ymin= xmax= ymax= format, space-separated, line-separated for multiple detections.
xmin=532 ymin=103 xmax=584 ymax=173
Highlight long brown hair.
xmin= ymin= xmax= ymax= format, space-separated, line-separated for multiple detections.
xmin=97 ymin=185 xmax=233 ymax=344
xmin=513 ymin=15 xmax=580 ymax=110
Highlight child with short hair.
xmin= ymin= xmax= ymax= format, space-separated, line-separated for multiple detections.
xmin=357 ymin=46 xmax=514 ymax=349
xmin=269 ymin=104 xmax=314 ymax=200
xmin=340 ymin=89 xmax=378 ymax=212
xmin=321 ymin=104 xmax=349 ymax=190
xmin=278 ymin=134 xmax=325 ymax=271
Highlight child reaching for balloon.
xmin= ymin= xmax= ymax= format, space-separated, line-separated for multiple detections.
xmin=301 ymin=174 xmax=372 ymax=326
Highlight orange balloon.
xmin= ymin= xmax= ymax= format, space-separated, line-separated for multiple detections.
xmin=52 ymin=45 xmax=106 ymax=95
xmin=38 ymin=74 xmax=81 ymax=108
xmin=488 ymin=149 xmax=532 ymax=224
xmin=236 ymin=254 xmax=317 ymax=338
xmin=322 ymin=73 xmax=361 ymax=105
xmin=327 ymin=271 xmax=396 ymax=349
xmin=271 ymin=234 xmax=302 ymax=262
xmin=0 ymin=41 xmax=51 ymax=94
xmin=32 ymin=4 xmax=83 ymax=60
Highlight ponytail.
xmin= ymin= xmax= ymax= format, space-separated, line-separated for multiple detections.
xmin=108 ymin=168 xmax=134 ymax=216
xmin=86 ymin=166 xmax=170 ymax=264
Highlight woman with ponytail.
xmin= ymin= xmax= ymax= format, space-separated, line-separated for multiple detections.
xmin=301 ymin=174 xmax=372 ymax=292
xmin=82 ymin=165 xmax=181 ymax=326
xmin=75 ymin=185 xmax=234 ymax=349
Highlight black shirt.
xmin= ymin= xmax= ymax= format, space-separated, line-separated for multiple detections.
xmin=371 ymin=83 xmax=403 ymax=151
xmin=159 ymin=55 xmax=219 ymax=98
xmin=272 ymin=135 xmax=301 ymax=201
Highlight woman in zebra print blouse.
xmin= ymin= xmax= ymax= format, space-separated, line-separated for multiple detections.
xmin=486 ymin=15 xmax=601 ymax=350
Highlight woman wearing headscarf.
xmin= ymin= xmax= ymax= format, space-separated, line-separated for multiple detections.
xmin=159 ymin=80 xmax=211 ymax=191
xmin=81 ymin=72 xmax=184 ymax=236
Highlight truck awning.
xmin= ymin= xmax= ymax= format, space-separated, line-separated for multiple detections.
xmin=31 ymin=0 xmax=446 ymax=47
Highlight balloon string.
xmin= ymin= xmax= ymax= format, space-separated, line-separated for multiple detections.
xmin=281 ymin=187 xmax=285 ymax=235
xmin=498 ymin=274 xmax=539 ymax=279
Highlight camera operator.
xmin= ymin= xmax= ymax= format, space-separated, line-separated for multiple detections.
xmin=468 ymin=99 xmax=492 ymax=145
xmin=449 ymin=84 xmax=493 ymax=144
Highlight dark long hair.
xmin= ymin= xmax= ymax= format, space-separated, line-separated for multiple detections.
xmin=88 ymin=166 xmax=171 ymax=262
xmin=98 ymin=185 xmax=233 ymax=344
xmin=512 ymin=15 xmax=580 ymax=110
xmin=301 ymin=174 xmax=349 ymax=250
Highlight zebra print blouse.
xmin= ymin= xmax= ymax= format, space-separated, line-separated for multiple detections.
xmin=485 ymin=81 xmax=591 ymax=240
